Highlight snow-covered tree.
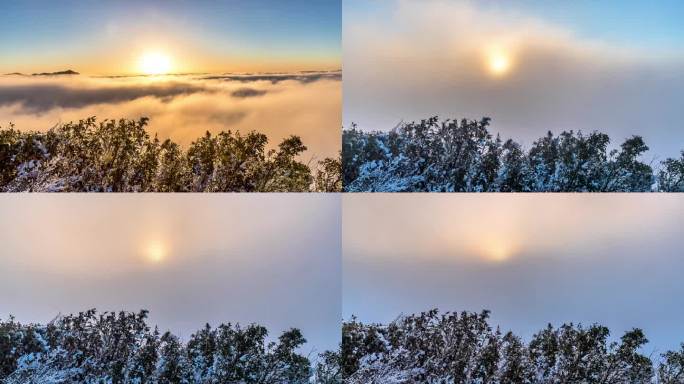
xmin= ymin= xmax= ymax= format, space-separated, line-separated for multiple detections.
xmin=658 ymin=152 xmax=684 ymax=192
xmin=343 ymin=117 xmax=680 ymax=192
xmin=0 ymin=117 xmax=341 ymax=192
xmin=342 ymin=309 xmax=681 ymax=384
xmin=0 ymin=309 xmax=329 ymax=383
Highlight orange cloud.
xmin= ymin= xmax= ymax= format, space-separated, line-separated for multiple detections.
xmin=0 ymin=72 xmax=341 ymax=159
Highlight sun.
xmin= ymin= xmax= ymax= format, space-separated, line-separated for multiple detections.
xmin=144 ymin=240 xmax=167 ymax=263
xmin=138 ymin=52 xmax=172 ymax=75
xmin=479 ymin=237 xmax=517 ymax=263
xmin=486 ymin=49 xmax=512 ymax=77
xmin=484 ymin=242 xmax=511 ymax=262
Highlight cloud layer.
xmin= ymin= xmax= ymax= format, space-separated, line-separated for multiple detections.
xmin=343 ymin=0 xmax=684 ymax=157
xmin=0 ymin=71 xmax=341 ymax=158
xmin=204 ymin=71 xmax=342 ymax=84
xmin=0 ymin=79 xmax=207 ymax=113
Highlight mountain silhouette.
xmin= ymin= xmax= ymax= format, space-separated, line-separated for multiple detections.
xmin=31 ymin=69 xmax=79 ymax=76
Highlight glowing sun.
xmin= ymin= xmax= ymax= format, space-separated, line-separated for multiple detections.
xmin=138 ymin=52 xmax=172 ymax=75
xmin=144 ymin=240 xmax=168 ymax=263
xmin=480 ymin=238 xmax=517 ymax=263
xmin=486 ymin=50 xmax=512 ymax=77
xmin=485 ymin=244 xmax=511 ymax=262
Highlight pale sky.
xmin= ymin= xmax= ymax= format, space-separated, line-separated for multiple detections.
xmin=344 ymin=0 xmax=684 ymax=158
xmin=0 ymin=194 xmax=341 ymax=352
xmin=343 ymin=194 xmax=684 ymax=353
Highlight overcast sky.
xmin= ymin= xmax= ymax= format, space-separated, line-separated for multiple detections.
xmin=343 ymin=0 xmax=684 ymax=158
xmin=343 ymin=194 xmax=684 ymax=353
xmin=0 ymin=194 xmax=341 ymax=352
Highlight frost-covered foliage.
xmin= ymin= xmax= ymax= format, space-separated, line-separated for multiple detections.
xmin=342 ymin=309 xmax=684 ymax=384
xmin=313 ymin=351 xmax=342 ymax=384
xmin=0 ymin=309 xmax=341 ymax=384
xmin=0 ymin=117 xmax=342 ymax=192
xmin=658 ymin=151 xmax=684 ymax=192
xmin=343 ymin=117 xmax=683 ymax=192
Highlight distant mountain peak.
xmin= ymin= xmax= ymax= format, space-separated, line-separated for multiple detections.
xmin=31 ymin=69 xmax=79 ymax=76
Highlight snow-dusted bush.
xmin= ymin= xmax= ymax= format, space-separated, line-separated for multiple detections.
xmin=0 ymin=309 xmax=341 ymax=384
xmin=343 ymin=117 xmax=683 ymax=192
xmin=0 ymin=117 xmax=341 ymax=192
xmin=343 ymin=309 xmax=684 ymax=384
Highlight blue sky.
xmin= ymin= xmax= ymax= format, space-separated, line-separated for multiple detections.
xmin=1 ymin=0 xmax=341 ymax=73
xmin=345 ymin=0 xmax=684 ymax=51
xmin=486 ymin=0 xmax=684 ymax=51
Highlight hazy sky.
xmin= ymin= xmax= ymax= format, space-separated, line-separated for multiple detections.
xmin=343 ymin=194 xmax=684 ymax=353
xmin=0 ymin=194 xmax=341 ymax=352
xmin=0 ymin=0 xmax=341 ymax=74
xmin=344 ymin=0 xmax=684 ymax=158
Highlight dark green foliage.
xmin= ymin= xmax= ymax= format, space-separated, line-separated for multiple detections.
xmin=341 ymin=316 xmax=387 ymax=379
xmin=314 ymin=350 xmax=342 ymax=384
xmin=156 ymin=332 xmax=190 ymax=384
xmin=0 ymin=316 xmax=45 ymax=379
xmin=315 ymin=154 xmax=343 ymax=193
xmin=343 ymin=117 xmax=681 ymax=192
xmin=0 ymin=117 xmax=341 ymax=192
xmin=0 ymin=309 xmax=328 ymax=383
xmin=658 ymin=152 xmax=684 ymax=192
xmin=343 ymin=309 xmax=682 ymax=384
xmin=658 ymin=344 xmax=684 ymax=384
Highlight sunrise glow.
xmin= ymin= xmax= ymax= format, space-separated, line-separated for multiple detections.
xmin=480 ymin=239 xmax=515 ymax=262
xmin=144 ymin=240 xmax=167 ymax=263
xmin=485 ymin=48 xmax=512 ymax=77
xmin=138 ymin=52 xmax=173 ymax=75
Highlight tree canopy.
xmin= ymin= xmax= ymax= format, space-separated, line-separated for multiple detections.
xmin=343 ymin=117 xmax=684 ymax=192
xmin=343 ymin=309 xmax=684 ymax=384
xmin=0 ymin=117 xmax=341 ymax=192
xmin=0 ymin=309 xmax=341 ymax=384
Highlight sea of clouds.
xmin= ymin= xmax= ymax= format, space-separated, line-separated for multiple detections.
xmin=0 ymin=70 xmax=341 ymax=159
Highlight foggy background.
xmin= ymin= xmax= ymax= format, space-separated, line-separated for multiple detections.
xmin=343 ymin=0 xmax=684 ymax=158
xmin=0 ymin=194 xmax=341 ymax=352
xmin=343 ymin=194 xmax=684 ymax=353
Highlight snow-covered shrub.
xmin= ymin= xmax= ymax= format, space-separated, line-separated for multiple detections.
xmin=0 ymin=309 xmax=337 ymax=383
xmin=342 ymin=309 xmax=684 ymax=384
xmin=343 ymin=117 xmax=680 ymax=192
xmin=0 ymin=117 xmax=341 ymax=192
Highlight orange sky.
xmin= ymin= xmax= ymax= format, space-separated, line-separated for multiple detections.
xmin=1 ymin=1 xmax=341 ymax=75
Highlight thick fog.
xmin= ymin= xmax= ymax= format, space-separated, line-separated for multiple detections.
xmin=0 ymin=194 xmax=342 ymax=352
xmin=343 ymin=194 xmax=684 ymax=352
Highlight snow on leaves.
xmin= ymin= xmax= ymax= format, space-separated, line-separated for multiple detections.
xmin=0 ymin=309 xmax=341 ymax=384
xmin=343 ymin=117 xmax=684 ymax=192
xmin=0 ymin=117 xmax=342 ymax=192
xmin=342 ymin=309 xmax=684 ymax=384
